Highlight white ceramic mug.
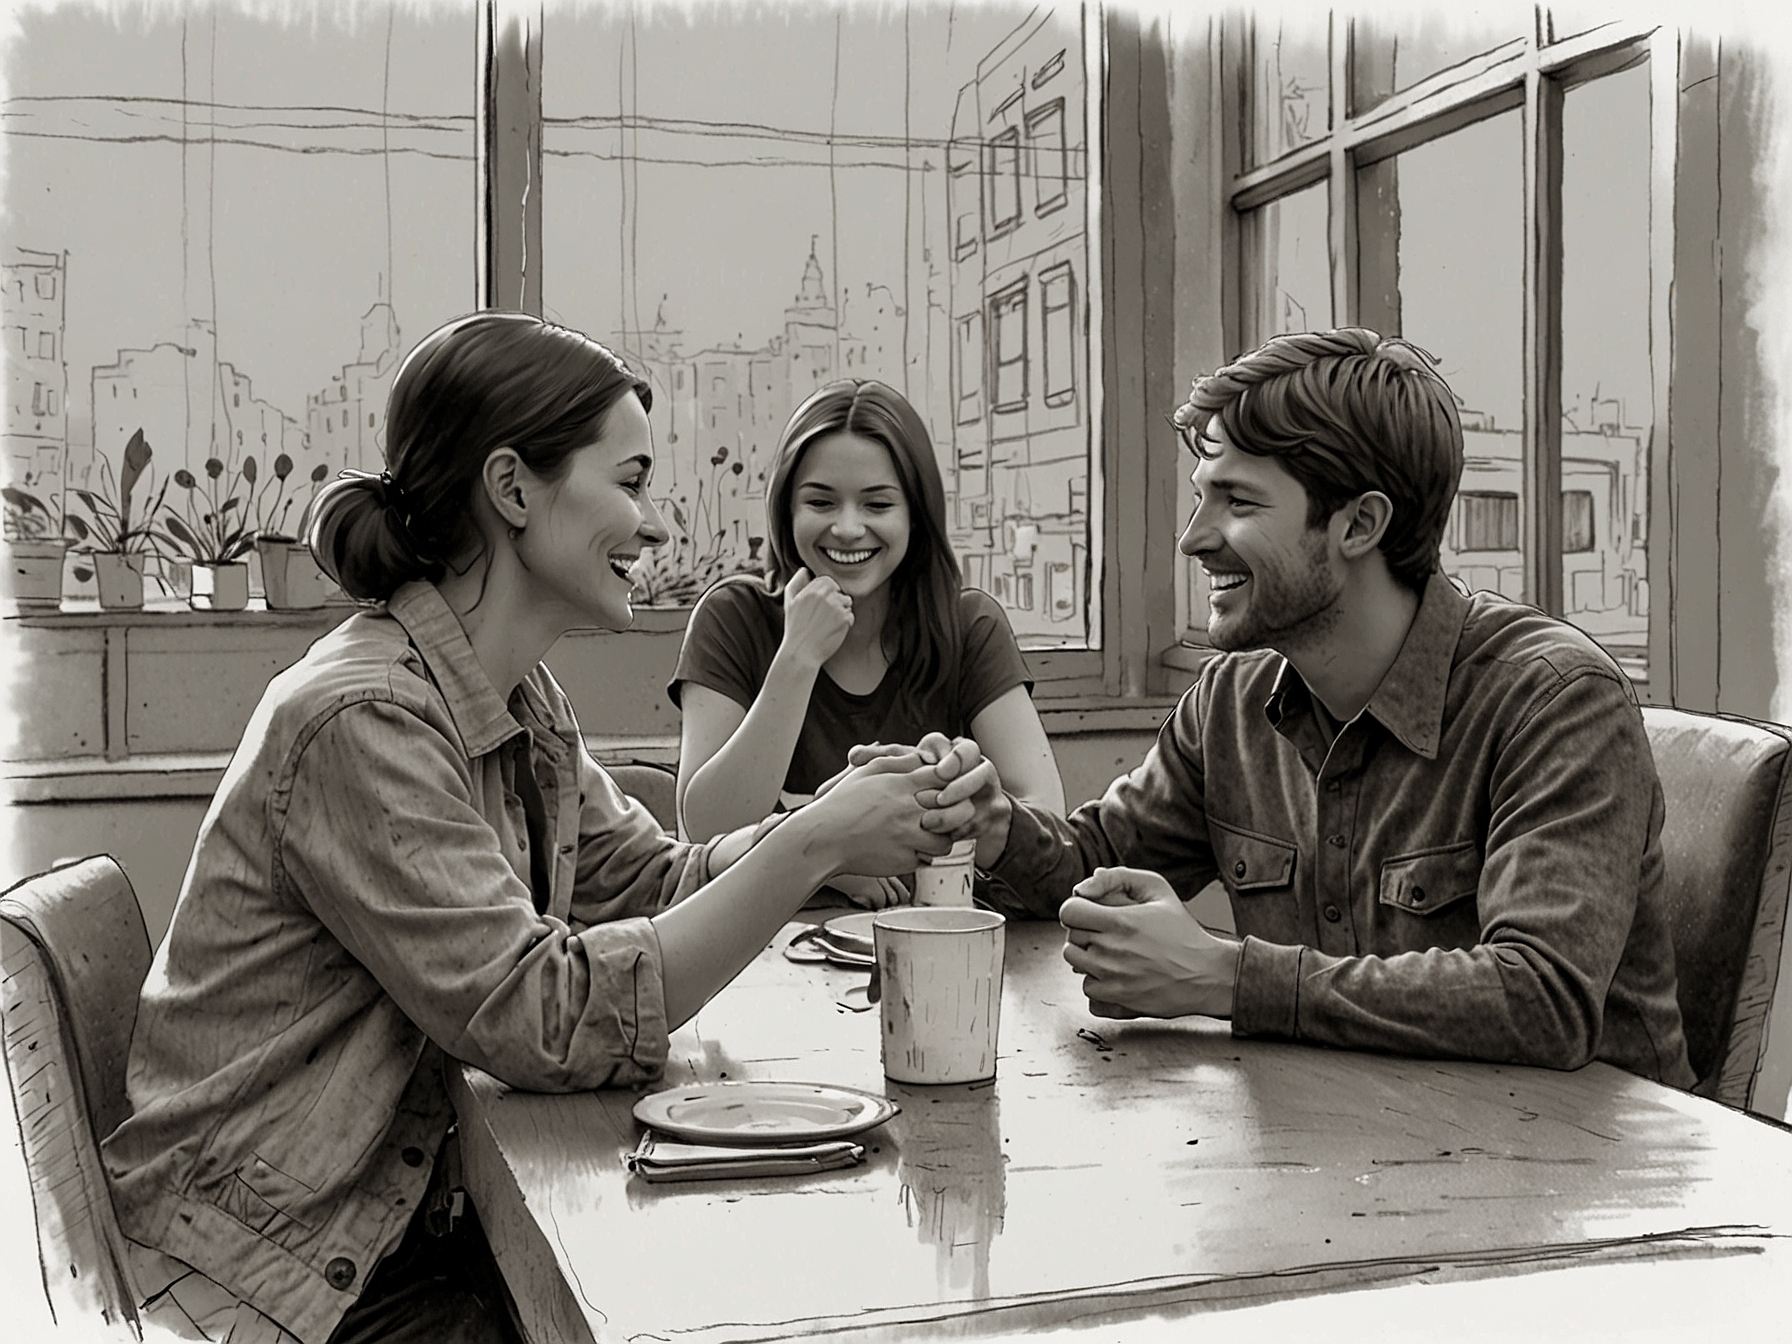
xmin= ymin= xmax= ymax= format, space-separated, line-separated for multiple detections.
xmin=873 ymin=906 xmax=1006 ymax=1084
xmin=914 ymin=838 xmax=977 ymax=907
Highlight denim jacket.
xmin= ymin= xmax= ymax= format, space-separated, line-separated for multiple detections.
xmin=102 ymin=582 xmax=716 ymax=1343
xmin=994 ymin=572 xmax=1695 ymax=1087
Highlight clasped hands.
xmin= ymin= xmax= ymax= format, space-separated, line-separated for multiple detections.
xmin=824 ymin=734 xmax=1239 ymax=1021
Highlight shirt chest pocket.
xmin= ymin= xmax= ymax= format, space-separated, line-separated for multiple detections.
xmin=1211 ymin=821 xmax=1298 ymax=894
xmin=1378 ymin=841 xmax=1481 ymax=917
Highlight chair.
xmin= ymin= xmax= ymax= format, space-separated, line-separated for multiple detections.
xmin=605 ymin=760 xmax=679 ymax=835
xmin=0 ymin=855 xmax=150 ymax=1336
xmin=1643 ymin=706 xmax=1792 ymax=1113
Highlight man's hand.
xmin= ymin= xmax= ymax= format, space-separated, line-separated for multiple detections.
xmin=1059 ymin=867 xmax=1239 ymax=1020
xmin=896 ymin=733 xmax=1011 ymax=869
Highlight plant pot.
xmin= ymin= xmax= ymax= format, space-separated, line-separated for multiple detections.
xmin=256 ymin=537 xmax=330 ymax=610
xmin=6 ymin=538 xmax=68 ymax=610
xmin=190 ymin=560 xmax=250 ymax=612
xmin=93 ymin=552 xmax=146 ymax=610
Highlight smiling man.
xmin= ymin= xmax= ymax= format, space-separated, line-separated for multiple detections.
xmin=942 ymin=328 xmax=1695 ymax=1085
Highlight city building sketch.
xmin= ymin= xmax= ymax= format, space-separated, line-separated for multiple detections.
xmin=3 ymin=0 xmax=1097 ymax=644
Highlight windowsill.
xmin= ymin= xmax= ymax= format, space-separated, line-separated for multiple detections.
xmin=7 ymin=596 xmax=361 ymax=627
xmin=3 ymin=696 xmax=1181 ymax=805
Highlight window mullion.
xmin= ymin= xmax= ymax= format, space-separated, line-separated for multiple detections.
xmin=477 ymin=0 xmax=543 ymax=315
xmin=1521 ymin=55 xmax=1564 ymax=615
xmin=1329 ymin=13 xmax=1354 ymax=327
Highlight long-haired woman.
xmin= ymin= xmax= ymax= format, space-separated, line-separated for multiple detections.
xmin=671 ymin=378 xmax=1063 ymax=907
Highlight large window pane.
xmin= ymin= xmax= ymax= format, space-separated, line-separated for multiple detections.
xmin=1561 ymin=64 xmax=1653 ymax=677
xmin=3 ymin=2 xmax=473 ymax=601
xmin=1249 ymin=13 xmax=1329 ymax=166
xmin=541 ymin=3 xmax=1096 ymax=646
xmin=1352 ymin=14 xmax=1525 ymax=114
xmin=1242 ymin=182 xmax=1330 ymax=347
xmin=1388 ymin=112 xmax=1526 ymax=602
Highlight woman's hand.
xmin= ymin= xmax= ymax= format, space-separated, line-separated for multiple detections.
xmin=826 ymin=873 xmax=913 ymax=910
xmin=801 ymin=752 xmax=951 ymax=879
xmin=780 ymin=567 xmax=854 ymax=670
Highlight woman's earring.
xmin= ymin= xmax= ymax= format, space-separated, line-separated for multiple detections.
xmin=508 ymin=524 xmax=522 ymax=541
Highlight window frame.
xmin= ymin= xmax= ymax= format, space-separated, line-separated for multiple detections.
xmin=477 ymin=3 xmax=1184 ymax=700
xmin=1214 ymin=11 xmax=1674 ymax=696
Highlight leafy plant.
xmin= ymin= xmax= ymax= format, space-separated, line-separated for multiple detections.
xmin=68 ymin=428 xmax=168 ymax=558
xmin=629 ymin=538 xmax=763 ymax=607
xmin=160 ymin=454 xmax=258 ymax=564
xmin=247 ymin=452 xmax=331 ymax=541
xmin=3 ymin=485 xmax=62 ymax=542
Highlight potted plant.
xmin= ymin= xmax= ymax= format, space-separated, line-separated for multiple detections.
xmin=68 ymin=428 xmax=168 ymax=611
xmin=248 ymin=454 xmax=333 ymax=610
xmin=3 ymin=482 xmax=73 ymax=610
xmin=159 ymin=454 xmax=257 ymax=611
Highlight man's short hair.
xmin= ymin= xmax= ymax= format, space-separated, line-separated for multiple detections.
xmin=1171 ymin=328 xmax=1465 ymax=592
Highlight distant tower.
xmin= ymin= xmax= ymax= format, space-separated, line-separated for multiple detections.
xmin=784 ymin=237 xmax=838 ymax=394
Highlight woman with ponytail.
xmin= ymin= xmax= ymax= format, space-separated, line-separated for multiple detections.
xmin=671 ymin=379 xmax=1064 ymax=908
xmin=101 ymin=315 xmax=982 ymax=1343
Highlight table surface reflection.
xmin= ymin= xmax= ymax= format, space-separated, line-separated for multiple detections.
xmin=449 ymin=918 xmax=1792 ymax=1343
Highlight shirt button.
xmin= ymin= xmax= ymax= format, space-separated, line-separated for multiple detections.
xmin=1323 ymin=904 xmax=1342 ymax=923
xmin=1233 ymin=860 xmax=1247 ymax=879
xmin=1325 ymin=780 xmax=1340 ymax=793
xmin=1411 ymin=886 xmax=1426 ymax=905
xmin=1328 ymin=833 xmax=1346 ymax=848
xmin=325 ymin=1257 xmax=357 ymax=1291
xmin=401 ymin=1146 xmax=425 ymax=1168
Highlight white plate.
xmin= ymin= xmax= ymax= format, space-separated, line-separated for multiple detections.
xmin=633 ymin=1081 xmax=899 ymax=1144
xmin=822 ymin=911 xmax=877 ymax=954
xmin=783 ymin=925 xmax=875 ymax=967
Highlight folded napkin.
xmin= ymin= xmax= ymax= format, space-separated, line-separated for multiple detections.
xmin=626 ymin=1130 xmax=867 ymax=1183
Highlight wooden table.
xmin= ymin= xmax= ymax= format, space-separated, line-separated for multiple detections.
xmin=449 ymin=920 xmax=1792 ymax=1343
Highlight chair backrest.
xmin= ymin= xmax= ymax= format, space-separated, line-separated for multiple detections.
xmin=1643 ymin=706 xmax=1792 ymax=1112
xmin=606 ymin=760 xmax=679 ymax=835
xmin=0 ymin=855 xmax=151 ymax=1334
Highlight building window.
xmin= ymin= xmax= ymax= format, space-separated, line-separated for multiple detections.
xmin=35 ymin=272 xmax=56 ymax=300
xmin=1562 ymin=489 xmax=1596 ymax=553
xmin=1220 ymin=10 xmax=1662 ymax=680
xmin=1455 ymin=492 xmax=1521 ymax=552
xmin=1027 ymin=99 xmax=1068 ymax=215
xmin=984 ymin=126 xmax=1023 ymax=238
xmin=950 ymin=151 xmax=979 ymax=259
xmin=1040 ymin=262 xmax=1076 ymax=408
xmin=989 ymin=280 xmax=1029 ymax=414
xmin=37 ymin=330 xmax=55 ymax=360
xmin=955 ymin=312 xmax=984 ymax=426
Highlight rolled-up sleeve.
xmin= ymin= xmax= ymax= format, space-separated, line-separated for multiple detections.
xmin=276 ymin=700 xmax=672 ymax=1092
xmin=994 ymin=681 xmax=1222 ymax=917
xmin=569 ymin=745 xmax=715 ymax=926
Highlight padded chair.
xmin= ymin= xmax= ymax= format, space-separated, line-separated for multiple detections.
xmin=605 ymin=760 xmax=680 ymax=835
xmin=1643 ymin=706 xmax=1792 ymax=1113
xmin=0 ymin=855 xmax=150 ymax=1337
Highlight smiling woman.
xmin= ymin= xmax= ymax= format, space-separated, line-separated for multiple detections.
xmin=95 ymin=314 xmax=977 ymax=1343
xmin=671 ymin=378 xmax=1065 ymax=909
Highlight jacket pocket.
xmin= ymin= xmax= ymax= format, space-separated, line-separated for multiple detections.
xmin=224 ymin=1153 xmax=320 ymax=1234
xmin=1210 ymin=820 xmax=1298 ymax=893
xmin=1378 ymin=841 xmax=1480 ymax=917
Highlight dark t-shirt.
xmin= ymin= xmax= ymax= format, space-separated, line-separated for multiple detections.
xmin=669 ymin=577 xmax=1034 ymax=800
